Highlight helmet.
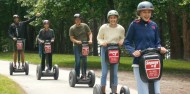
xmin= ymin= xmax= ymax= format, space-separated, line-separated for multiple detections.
xmin=107 ymin=10 xmax=119 ymax=19
xmin=13 ymin=14 xmax=19 ymax=18
xmin=137 ymin=1 xmax=154 ymax=11
xmin=74 ymin=13 xmax=81 ymax=19
xmin=43 ymin=20 xmax=49 ymax=24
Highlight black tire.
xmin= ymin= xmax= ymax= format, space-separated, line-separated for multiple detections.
xmin=69 ymin=70 xmax=76 ymax=87
xmin=36 ymin=64 xmax=42 ymax=80
xmin=53 ymin=64 xmax=59 ymax=80
xmin=88 ymin=70 xmax=95 ymax=87
xmin=9 ymin=62 xmax=13 ymax=75
xmin=25 ymin=62 xmax=29 ymax=75
xmin=93 ymin=84 xmax=102 ymax=94
xmin=120 ymin=86 xmax=130 ymax=94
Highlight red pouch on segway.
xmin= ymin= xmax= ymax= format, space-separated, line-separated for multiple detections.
xmin=82 ymin=46 xmax=89 ymax=56
xmin=108 ymin=50 xmax=120 ymax=64
xmin=139 ymin=52 xmax=163 ymax=82
xmin=145 ymin=59 xmax=161 ymax=79
xmin=16 ymin=40 xmax=23 ymax=50
xmin=44 ymin=44 xmax=51 ymax=53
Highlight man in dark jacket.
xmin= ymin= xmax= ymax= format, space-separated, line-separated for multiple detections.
xmin=8 ymin=13 xmax=41 ymax=68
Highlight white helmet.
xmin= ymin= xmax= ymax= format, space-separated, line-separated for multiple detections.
xmin=107 ymin=10 xmax=119 ymax=19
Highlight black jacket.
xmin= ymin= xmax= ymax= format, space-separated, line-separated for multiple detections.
xmin=8 ymin=16 xmax=37 ymax=39
xmin=38 ymin=28 xmax=55 ymax=41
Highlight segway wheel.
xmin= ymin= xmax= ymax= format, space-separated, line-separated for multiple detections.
xmin=93 ymin=84 xmax=102 ymax=94
xmin=69 ymin=70 xmax=76 ymax=87
xmin=36 ymin=64 xmax=42 ymax=80
xmin=53 ymin=64 xmax=59 ymax=80
xmin=88 ymin=70 xmax=95 ymax=87
xmin=25 ymin=61 xmax=29 ymax=75
xmin=120 ymin=86 xmax=130 ymax=94
xmin=9 ymin=62 xmax=13 ymax=75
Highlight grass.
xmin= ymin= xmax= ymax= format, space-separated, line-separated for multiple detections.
xmin=0 ymin=74 xmax=26 ymax=94
xmin=0 ymin=52 xmax=190 ymax=75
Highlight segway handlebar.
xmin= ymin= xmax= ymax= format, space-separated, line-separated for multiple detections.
xmin=140 ymin=48 xmax=161 ymax=54
xmin=107 ymin=43 xmax=119 ymax=47
xmin=16 ymin=38 xmax=25 ymax=41
xmin=82 ymin=41 xmax=89 ymax=44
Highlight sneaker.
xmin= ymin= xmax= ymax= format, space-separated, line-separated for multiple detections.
xmin=13 ymin=64 xmax=17 ymax=69
xmin=46 ymin=69 xmax=50 ymax=73
xmin=77 ymin=76 xmax=80 ymax=80
xmin=82 ymin=75 xmax=86 ymax=80
xmin=22 ymin=64 xmax=25 ymax=69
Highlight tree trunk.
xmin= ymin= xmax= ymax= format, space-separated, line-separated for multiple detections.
xmin=167 ymin=11 xmax=183 ymax=59
xmin=159 ymin=19 xmax=165 ymax=46
xmin=182 ymin=11 xmax=190 ymax=61
xmin=92 ymin=18 xmax=98 ymax=56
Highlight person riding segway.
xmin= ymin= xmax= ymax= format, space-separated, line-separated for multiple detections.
xmin=69 ymin=13 xmax=95 ymax=87
xmin=9 ymin=13 xmax=41 ymax=75
xmin=124 ymin=1 xmax=167 ymax=94
xmin=94 ymin=10 xmax=125 ymax=94
xmin=36 ymin=20 xmax=59 ymax=80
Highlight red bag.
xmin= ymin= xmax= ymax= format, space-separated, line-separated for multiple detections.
xmin=17 ymin=40 xmax=23 ymax=50
xmin=145 ymin=59 xmax=161 ymax=79
xmin=82 ymin=46 xmax=89 ymax=56
xmin=44 ymin=44 xmax=51 ymax=53
xmin=108 ymin=50 xmax=119 ymax=64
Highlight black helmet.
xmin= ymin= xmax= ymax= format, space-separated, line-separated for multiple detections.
xmin=74 ymin=13 xmax=81 ymax=19
xmin=137 ymin=1 xmax=154 ymax=12
xmin=43 ymin=20 xmax=50 ymax=24
xmin=13 ymin=14 xmax=19 ymax=18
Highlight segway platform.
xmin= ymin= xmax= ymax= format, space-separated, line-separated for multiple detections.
xmin=9 ymin=62 xmax=29 ymax=75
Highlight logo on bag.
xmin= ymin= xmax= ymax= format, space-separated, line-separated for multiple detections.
xmin=145 ymin=59 xmax=160 ymax=79
xmin=17 ymin=41 xmax=23 ymax=50
xmin=108 ymin=50 xmax=119 ymax=64
xmin=82 ymin=46 xmax=89 ymax=56
xmin=44 ymin=44 xmax=51 ymax=53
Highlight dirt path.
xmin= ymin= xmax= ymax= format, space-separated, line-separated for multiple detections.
xmin=93 ymin=69 xmax=190 ymax=94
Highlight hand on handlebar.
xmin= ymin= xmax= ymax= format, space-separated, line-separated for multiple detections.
xmin=132 ymin=50 xmax=141 ymax=57
xmin=51 ymin=39 xmax=54 ymax=43
xmin=101 ymin=42 xmax=107 ymax=47
xmin=76 ymin=40 xmax=82 ymax=44
xmin=88 ymin=40 xmax=92 ymax=44
xmin=118 ymin=40 xmax=124 ymax=46
xmin=160 ymin=47 xmax=167 ymax=54
xmin=13 ymin=37 xmax=17 ymax=41
xmin=39 ymin=40 xmax=44 ymax=43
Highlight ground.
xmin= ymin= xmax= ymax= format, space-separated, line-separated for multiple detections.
xmin=93 ymin=69 xmax=190 ymax=94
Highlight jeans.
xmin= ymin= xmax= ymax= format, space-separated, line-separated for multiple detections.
xmin=38 ymin=44 xmax=42 ymax=58
xmin=100 ymin=46 xmax=118 ymax=86
xmin=133 ymin=64 xmax=160 ymax=94
xmin=73 ymin=45 xmax=87 ymax=77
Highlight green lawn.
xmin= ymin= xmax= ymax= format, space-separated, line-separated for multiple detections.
xmin=0 ymin=52 xmax=190 ymax=75
xmin=0 ymin=74 xmax=26 ymax=94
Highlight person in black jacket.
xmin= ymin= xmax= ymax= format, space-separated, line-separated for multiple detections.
xmin=38 ymin=20 xmax=55 ymax=71
xmin=8 ymin=13 xmax=41 ymax=68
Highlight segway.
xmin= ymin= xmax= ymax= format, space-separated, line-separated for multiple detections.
xmin=139 ymin=48 xmax=163 ymax=94
xmin=9 ymin=38 xmax=29 ymax=75
xmin=69 ymin=41 xmax=95 ymax=87
xmin=36 ymin=40 xmax=59 ymax=80
xmin=93 ymin=43 xmax=129 ymax=94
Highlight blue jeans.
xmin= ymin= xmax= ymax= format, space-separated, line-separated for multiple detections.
xmin=100 ymin=46 xmax=118 ymax=86
xmin=73 ymin=45 xmax=87 ymax=77
xmin=39 ymin=44 xmax=42 ymax=58
xmin=133 ymin=64 xmax=160 ymax=94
